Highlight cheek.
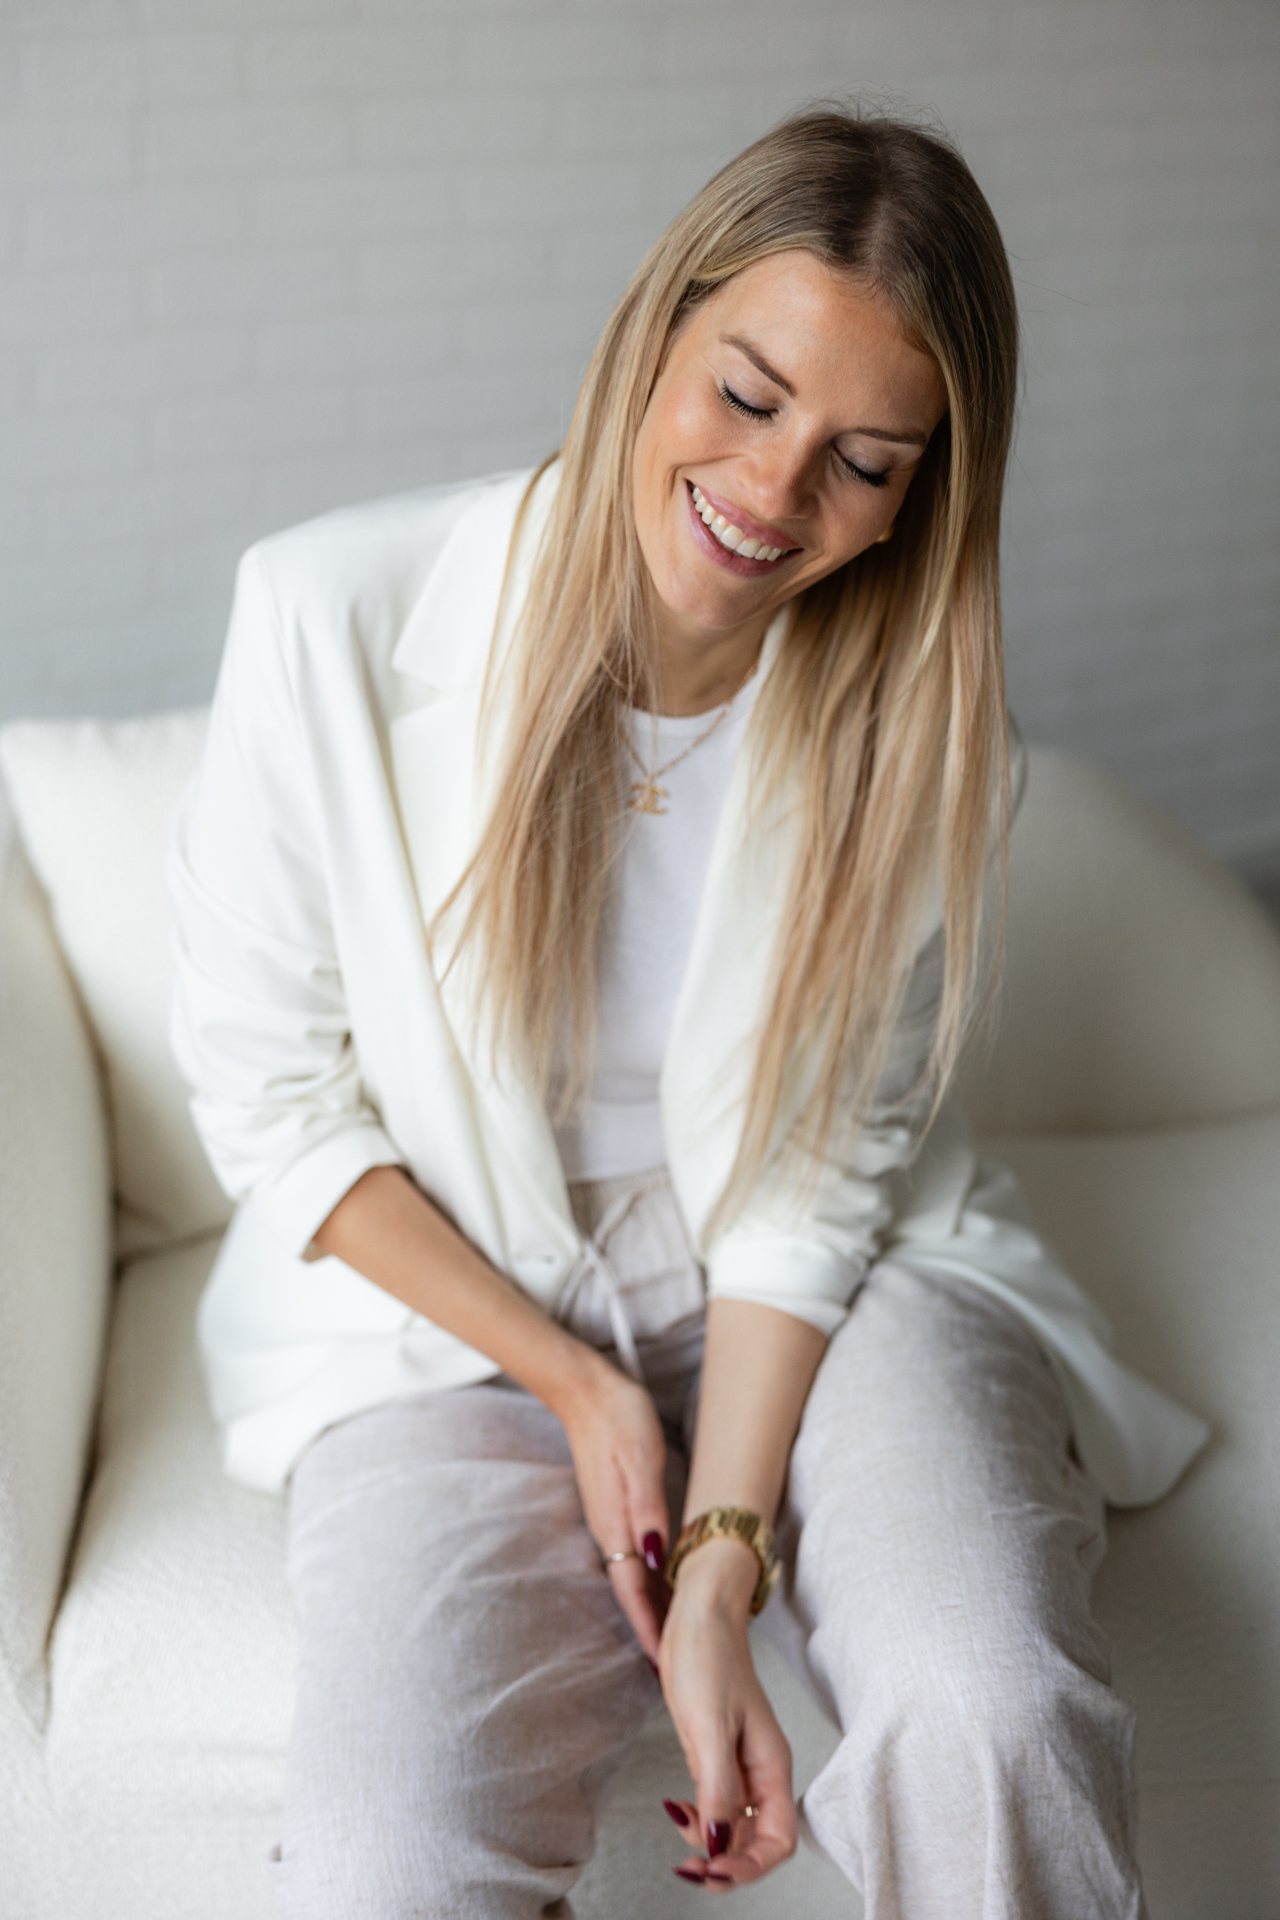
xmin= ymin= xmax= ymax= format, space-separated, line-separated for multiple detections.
xmin=826 ymin=496 xmax=886 ymax=565
xmin=643 ymin=380 xmax=731 ymax=492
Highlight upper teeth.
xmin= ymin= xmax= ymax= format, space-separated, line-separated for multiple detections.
xmin=691 ymin=485 xmax=786 ymax=562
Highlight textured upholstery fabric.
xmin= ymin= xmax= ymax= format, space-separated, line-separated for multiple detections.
xmin=46 ymin=1236 xmax=292 ymax=1920
xmin=996 ymin=1116 xmax=1280 ymax=1918
xmin=0 ymin=711 xmax=230 ymax=1256
xmin=0 ymin=805 xmax=112 ymax=1732
xmin=957 ymin=750 xmax=1280 ymax=1135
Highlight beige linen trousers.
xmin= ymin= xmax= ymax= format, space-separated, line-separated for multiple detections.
xmin=273 ymin=1168 xmax=1143 ymax=1920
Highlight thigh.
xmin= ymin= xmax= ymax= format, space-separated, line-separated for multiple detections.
xmin=777 ymin=1258 xmax=1111 ymax=1719
xmin=772 ymin=1263 xmax=1139 ymax=1917
xmin=277 ymin=1384 xmax=657 ymax=1920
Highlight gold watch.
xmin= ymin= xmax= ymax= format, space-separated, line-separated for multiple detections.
xmin=664 ymin=1506 xmax=780 ymax=1616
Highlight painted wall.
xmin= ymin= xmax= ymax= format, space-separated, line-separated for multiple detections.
xmin=2 ymin=0 xmax=1277 ymax=866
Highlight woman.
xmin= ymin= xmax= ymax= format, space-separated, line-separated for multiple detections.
xmin=170 ymin=109 xmax=1207 ymax=1917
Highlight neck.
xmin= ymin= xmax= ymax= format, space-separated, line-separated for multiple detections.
xmin=648 ymin=606 xmax=773 ymax=717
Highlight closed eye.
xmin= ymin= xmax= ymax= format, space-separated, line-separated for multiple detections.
xmin=836 ymin=451 xmax=890 ymax=489
xmin=721 ymin=381 xmax=891 ymax=490
xmin=719 ymin=381 xmax=774 ymax=422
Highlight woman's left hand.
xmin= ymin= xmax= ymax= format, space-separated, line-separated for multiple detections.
xmin=658 ymin=1537 xmax=797 ymax=1892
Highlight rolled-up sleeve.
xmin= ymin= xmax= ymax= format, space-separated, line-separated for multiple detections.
xmin=169 ymin=549 xmax=403 ymax=1257
xmin=705 ymin=922 xmax=946 ymax=1335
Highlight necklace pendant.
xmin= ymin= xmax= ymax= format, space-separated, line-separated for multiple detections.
xmin=628 ymin=778 xmax=669 ymax=815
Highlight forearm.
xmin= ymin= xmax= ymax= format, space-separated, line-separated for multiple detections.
xmin=677 ymin=1297 xmax=826 ymax=1609
xmin=311 ymin=1165 xmax=609 ymax=1421
xmin=684 ymin=1297 xmax=826 ymax=1521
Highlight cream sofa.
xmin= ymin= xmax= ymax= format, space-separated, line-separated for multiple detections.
xmin=1 ymin=711 xmax=1279 ymax=1920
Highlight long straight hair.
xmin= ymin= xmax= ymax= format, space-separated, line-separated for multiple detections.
xmin=447 ymin=107 xmax=1019 ymax=1228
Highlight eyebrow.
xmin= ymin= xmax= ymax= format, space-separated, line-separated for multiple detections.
xmin=721 ymin=333 xmax=932 ymax=448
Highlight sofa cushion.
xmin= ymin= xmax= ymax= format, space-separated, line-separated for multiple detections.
xmin=993 ymin=1113 xmax=1280 ymax=1919
xmin=0 ymin=710 xmax=229 ymax=1256
xmin=45 ymin=1112 xmax=1280 ymax=1918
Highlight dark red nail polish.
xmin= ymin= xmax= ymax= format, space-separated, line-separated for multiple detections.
xmin=708 ymin=1820 xmax=731 ymax=1857
xmin=674 ymin=1866 xmax=706 ymax=1884
xmin=647 ymin=1657 xmax=660 ymax=1678
xmin=642 ymin=1530 xmax=664 ymax=1573
xmin=663 ymin=1798 xmax=690 ymax=1828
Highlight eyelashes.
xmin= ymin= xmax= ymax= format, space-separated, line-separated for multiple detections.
xmin=717 ymin=382 xmax=890 ymax=490
xmin=837 ymin=452 xmax=890 ymax=490
xmin=719 ymin=380 xmax=773 ymax=422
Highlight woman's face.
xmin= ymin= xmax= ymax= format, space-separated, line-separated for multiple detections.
xmin=631 ymin=250 xmax=949 ymax=647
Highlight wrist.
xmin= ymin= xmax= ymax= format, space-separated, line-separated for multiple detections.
xmin=668 ymin=1535 xmax=759 ymax=1619
xmin=539 ymin=1333 xmax=622 ymax=1429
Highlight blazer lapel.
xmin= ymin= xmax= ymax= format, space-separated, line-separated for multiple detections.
xmin=390 ymin=477 xmax=802 ymax=1259
xmin=389 ymin=465 xmax=573 ymax=1238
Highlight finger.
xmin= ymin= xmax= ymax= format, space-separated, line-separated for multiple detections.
xmin=673 ymin=1854 xmax=736 ymax=1890
xmin=622 ymin=1465 xmax=669 ymax=1579
xmin=726 ymin=1735 xmax=797 ymax=1878
xmin=680 ymin=1722 xmax=796 ymax=1888
xmin=661 ymin=1795 xmax=698 ymax=1834
xmin=606 ymin=1557 xmax=662 ymax=1663
xmin=692 ymin=1735 xmax=747 ymax=1867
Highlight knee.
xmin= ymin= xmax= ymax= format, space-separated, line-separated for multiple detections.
xmin=878 ymin=1633 xmax=1136 ymax=1790
xmin=278 ymin=1726 xmax=586 ymax=1920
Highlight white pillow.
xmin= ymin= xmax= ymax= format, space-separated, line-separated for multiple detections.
xmin=0 ymin=710 xmax=232 ymax=1257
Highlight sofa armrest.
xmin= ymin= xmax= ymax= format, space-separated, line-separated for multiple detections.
xmin=0 ymin=809 xmax=112 ymax=1730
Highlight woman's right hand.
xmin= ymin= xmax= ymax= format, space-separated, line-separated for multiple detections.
xmin=556 ymin=1353 xmax=672 ymax=1663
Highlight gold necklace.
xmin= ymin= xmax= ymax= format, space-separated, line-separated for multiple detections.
xmin=623 ymin=661 xmax=758 ymax=815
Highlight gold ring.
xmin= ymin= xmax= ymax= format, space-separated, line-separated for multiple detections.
xmin=741 ymin=1804 xmax=760 ymax=1819
xmin=605 ymin=1549 xmax=641 ymax=1564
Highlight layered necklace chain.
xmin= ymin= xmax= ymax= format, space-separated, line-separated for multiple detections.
xmin=623 ymin=659 xmax=758 ymax=816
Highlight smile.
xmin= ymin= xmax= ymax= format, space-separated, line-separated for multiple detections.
xmin=688 ymin=483 xmax=794 ymax=564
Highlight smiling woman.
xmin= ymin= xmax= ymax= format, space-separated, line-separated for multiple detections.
xmin=633 ymin=259 xmax=944 ymax=630
xmin=169 ymin=106 xmax=1206 ymax=1920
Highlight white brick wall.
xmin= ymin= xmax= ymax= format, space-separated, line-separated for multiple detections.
xmin=1 ymin=0 xmax=1277 ymax=866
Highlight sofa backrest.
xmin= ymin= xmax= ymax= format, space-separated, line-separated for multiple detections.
xmin=0 ymin=711 xmax=230 ymax=1259
xmin=957 ymin=748 xmax=1280 ymax=1135
xmin=1 ymin=714 xmax=1278 ymax=1263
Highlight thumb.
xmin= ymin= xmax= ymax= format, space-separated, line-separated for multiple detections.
xmin=694 ymin=1730 xmax=746 ymax=1861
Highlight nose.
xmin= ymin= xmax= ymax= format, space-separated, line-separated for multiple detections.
xmin=738 ymin=434 xmax=818 ymax=527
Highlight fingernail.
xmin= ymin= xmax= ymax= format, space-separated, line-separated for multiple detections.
xmin=647 ymin=1657 xmax=660 ymax=1678
xmin=663 ymin=1798 xmax=690 ymax=1828
xmin=642 ymin=1530 xmax=664 ymax=1573
xmin=674 ymin=1866 xmax=706 ymax=1884
xmin=708 ymin=1820 xmax=731 ymax=1857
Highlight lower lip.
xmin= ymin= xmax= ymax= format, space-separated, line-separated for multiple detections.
xmin=684 ymin=482 xmax=795 ymax=578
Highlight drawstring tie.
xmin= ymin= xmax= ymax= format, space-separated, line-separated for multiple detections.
xmin=554 ymin=1187 xmax=646 ymax=1383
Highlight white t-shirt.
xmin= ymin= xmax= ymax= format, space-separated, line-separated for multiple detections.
xmin=553 ymin=677 xmax=761 ymax=1182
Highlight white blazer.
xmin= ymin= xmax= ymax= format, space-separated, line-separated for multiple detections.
xmin=169 ymin=465 xmax=1209 ymax=1501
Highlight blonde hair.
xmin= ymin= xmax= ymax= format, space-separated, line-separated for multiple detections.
xmin=449 ymin=106 xmax=1018 ymax=1228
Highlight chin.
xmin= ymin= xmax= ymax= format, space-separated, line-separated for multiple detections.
xmin=655 ymin=556 xmax=766 ymax=631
